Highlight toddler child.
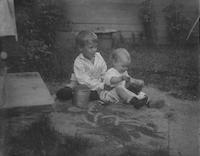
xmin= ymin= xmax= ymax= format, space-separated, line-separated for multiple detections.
xmin=103 ymin=48 xmax=148 ymax=109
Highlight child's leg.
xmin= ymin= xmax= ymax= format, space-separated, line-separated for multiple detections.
xmin=115 ymin=86 xmax=148 ymax=109
xmin=115 ymin=85 xmax=138 ymax=103
xmin=127 ymin=78 xmax=144 ymax=95
xmin=127 ymin=84 xmax=141 ymax=95
xmin=56 ymin=73 xmax=77 ymax=101
xmin=128 ymin=78 xmax=149 ymax=106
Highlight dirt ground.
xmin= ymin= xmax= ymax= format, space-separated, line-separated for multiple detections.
xmin=45 ymin=46 xmax=199 ymax=156
xmin=144 ymin=85 xmax=199 ymax=156
xmin=0 ymin=84 xmax=198 ymax=156
xmin=49 ymin=85 xmax=199 ymax=156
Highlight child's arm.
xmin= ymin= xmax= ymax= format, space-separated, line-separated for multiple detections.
xmin=110 ymin=75 xmax=130 ymax=85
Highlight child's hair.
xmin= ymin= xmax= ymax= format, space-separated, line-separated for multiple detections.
xmin=76 ymin=31 xmax=98 ymax=48
xmin=110 ymin=48 xmax=131 ymax=64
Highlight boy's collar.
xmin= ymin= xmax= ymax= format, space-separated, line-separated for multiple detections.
xmin=79 ymin=52 xmax=97 ymax=61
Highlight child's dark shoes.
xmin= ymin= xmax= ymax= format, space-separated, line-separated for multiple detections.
xmin=143 ymin=95 xmax=150 ymax=108
xmin=129 ymin=97 xmax=144 ymax=109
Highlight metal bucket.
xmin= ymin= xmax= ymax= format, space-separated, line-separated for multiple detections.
xmin=73 ymin=85 xmax=90 ymax=108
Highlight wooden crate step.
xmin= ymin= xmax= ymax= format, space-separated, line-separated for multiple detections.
xmin=0 ymin=72 xmax=54 ymax=109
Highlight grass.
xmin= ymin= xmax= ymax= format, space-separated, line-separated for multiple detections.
xmin=119 ymin=145 xmax=169 ymax=156
xmin=131 ymin=46 xmax=198 ymax=100
xmin=4 ymin=115 xmax=92 ymax=156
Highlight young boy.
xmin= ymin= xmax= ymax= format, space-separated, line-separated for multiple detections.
xmin=56 ymin=31 xmax=116 ymax=102
xmin=103 ymin=48 xmax=148 ymax=109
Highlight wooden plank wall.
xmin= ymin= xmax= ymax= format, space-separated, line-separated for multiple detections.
xmin=56 ymin=0 xmax=198 ymax=44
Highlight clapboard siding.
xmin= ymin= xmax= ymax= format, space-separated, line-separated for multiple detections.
xmin=56 ymin=0 xmax=198 ymax=44
xmin=65 ymin=3 xmax=140 ymax=24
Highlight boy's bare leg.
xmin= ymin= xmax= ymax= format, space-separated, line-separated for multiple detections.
xmin=115 ymin=85 xmax=148 ymax=109
xmin=115 ymin=86 xmax=138 ymax=103
xmin=126 ymin=78 xmax=144 ymax=94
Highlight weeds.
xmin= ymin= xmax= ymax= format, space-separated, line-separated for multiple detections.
xmin=119 ymin=145 xmax=169 ymax=156
xmin=4 ymin=115 xmax=91 ymax=156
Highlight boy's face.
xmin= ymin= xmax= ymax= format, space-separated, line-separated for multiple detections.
xmin=81 ymin=42 xmax=97 ymax=60
xmin=113 ymin=53 xmax=131 ymax=73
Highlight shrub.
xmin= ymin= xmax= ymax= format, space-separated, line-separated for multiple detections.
xmin=15 ymin=0 xmax=66 ymax=80
xmin=138 ymin=0 xmax=157 ymax=45
xmin=162 ymin=0 xmax=196 ymax=46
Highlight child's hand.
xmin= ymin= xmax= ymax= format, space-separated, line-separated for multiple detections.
xmin=121 ymin=75 xmax=130 ymax=82
xmin=104 ymin=84 xmax=114 ymax=91
xmin=136 ymin=79 xmax=144 ymax=87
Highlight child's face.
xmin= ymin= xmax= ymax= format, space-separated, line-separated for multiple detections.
xmin=113 ymin=54 xmax=131 ymax=73
xmin=81 ymin=42 xmax=97 ymax=60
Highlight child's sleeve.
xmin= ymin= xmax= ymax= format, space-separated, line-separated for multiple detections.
xmin=74 ymin=59 xmax=104 ymax=90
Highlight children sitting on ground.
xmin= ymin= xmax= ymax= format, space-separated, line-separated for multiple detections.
xmin=56 ymin=30 xmax=117 ymax=103
xmin=103 ymin=48 xmax=149 ymax=109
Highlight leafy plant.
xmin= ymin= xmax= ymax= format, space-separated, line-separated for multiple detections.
xmin=34 ymin=1 xmax=64 ymax=47
xmin=162 ymin=0 xmax=194 ymax=46
xmin=5 ymin=115 xmax=92 ymax=156
xmin=14 ymin=0 xmax=66 ymax=80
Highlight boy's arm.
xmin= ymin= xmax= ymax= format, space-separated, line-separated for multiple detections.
xmin=74 ymin=60 xmax=104 ymax=90
xmin=102 ymin=56 xmax=107 ymax=73
xmin=104 ymin=69 xmax=130 ymax=86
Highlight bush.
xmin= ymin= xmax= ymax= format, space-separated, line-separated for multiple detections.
xmin=162 ymin=0 xmax=196 ymax=46
xmin=138 ymin=0 xmax=157 ymax=45
xmin=15 ymin=0 xmax=66 ymax=80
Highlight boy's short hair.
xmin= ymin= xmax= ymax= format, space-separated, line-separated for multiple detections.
xmin=76 ymin=31 xmax=98 ymax=48
xmin=110 ymin=48 xmax=131 ymax=63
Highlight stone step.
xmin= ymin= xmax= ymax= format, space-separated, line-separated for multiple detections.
xmin=0 ymin=72 xmax=54 ymax=110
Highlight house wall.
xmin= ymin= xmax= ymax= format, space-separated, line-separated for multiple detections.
xmin=56 ymin=0 xmax=198 ymax=44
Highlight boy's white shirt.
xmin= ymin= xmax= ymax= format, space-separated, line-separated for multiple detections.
xmin=104 ymin=68 xmax=129 ymax=87
xmin=74 ymin=52 xmax=107 ymax=90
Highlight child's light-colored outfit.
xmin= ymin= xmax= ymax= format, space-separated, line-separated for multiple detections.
xmin=73 ymin=52 xmax=117 ymax=102
xmin=104 ymin=68 xmax=146 ymax=103
xmin=74 ymin=52 xmax=107 ymax=91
